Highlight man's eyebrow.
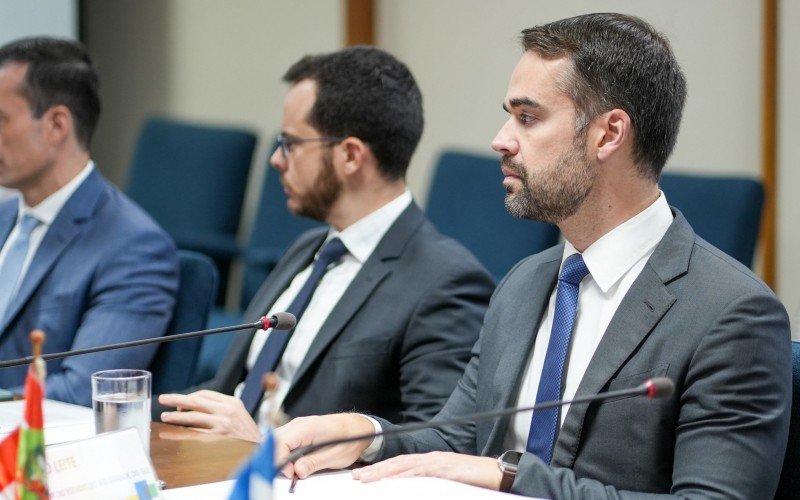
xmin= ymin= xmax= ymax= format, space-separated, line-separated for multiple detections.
xmin=507 ymin=97 xmax=542 ymax=110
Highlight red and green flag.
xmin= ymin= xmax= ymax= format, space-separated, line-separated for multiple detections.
xmin=0 ymin=351 xmax=49 ymax=499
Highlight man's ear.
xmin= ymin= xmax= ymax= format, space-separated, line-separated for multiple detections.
xmin=42 ymin=104 xmax=74 ymax=147
xmin=338 ymin=136 xmax=368 ymax=176
xmin=590 ymin=108 xmax=632 ymax=163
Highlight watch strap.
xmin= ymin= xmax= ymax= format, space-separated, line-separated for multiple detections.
xmin=499 ymin=467 xmax=515 ymax=492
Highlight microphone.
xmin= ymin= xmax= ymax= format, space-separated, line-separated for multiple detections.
xmin=279 ymin=377 xmax=675 ymax=468
xmin=0 ymin=312 xmax=297 ymax=369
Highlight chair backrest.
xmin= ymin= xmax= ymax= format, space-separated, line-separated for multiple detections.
xmin=659 ymin=173 xmax=763 ymax=268
xmin=241 ymin=164 xmax=323 ymax=308
xmin=150 ymin=250 xmax=219 ymax=394
xmin=775 ymin=341 xmax=800 ymax=499
xmin=126 ymin=116 xmax=256 ymax=261
xmin=426 ymin=150 xmax=560 ymax=280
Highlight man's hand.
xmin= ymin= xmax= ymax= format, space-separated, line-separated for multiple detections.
xmin=158 ymin=390 xmax=261 ymax=442
xmin=352 ymin=452 xmax=502 ymax=490
xmin=275 ymin=414 xmax=375 ymax=479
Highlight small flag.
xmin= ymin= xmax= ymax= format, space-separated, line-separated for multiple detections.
xmin=228 ymin=431 xmax=277 ymax=500
xmin=229 ymin=372 xmax=284 ymax=500
xmin=0 ymin=330 xmax=49 ymax=500
xmin=0 ymin=430 xmax=21 ymax=498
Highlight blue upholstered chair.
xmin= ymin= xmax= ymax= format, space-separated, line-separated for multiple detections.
xmin=426 ymin=150 xmax=560 ymax=280
xmin=150 ymin=250 xmax=219 ymax=394
xmin=659 ymin=173 xmax=763 ymax=268
xmin=242 ymin=167 xmax=323 ymax=309
xmin=240 ymin=166 xmax=324 ymax=310
xmin=197 ymin=163 xmax=323 ymax=385
xmin=775 ymin=341 xmax=800 ymax=499
xmin=126 ymin=116 xmax=256 ymax=302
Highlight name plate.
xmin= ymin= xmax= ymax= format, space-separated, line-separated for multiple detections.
xmin=46 ymin=428 xmax=161 ymax=499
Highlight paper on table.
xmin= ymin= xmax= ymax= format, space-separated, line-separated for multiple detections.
xmin=161 ymin=480 xmax=235 ymax=499
xmin=162 ymin=470 xmax=522 ymax=500
xmin=0 ymin=399 xmax=94 ymax=444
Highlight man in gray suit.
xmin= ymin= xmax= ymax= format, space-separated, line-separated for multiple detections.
xmin=276 ymin=14 xmax=792 ymax=498
xmin=157 ymin=47 xmax=494 ymax=442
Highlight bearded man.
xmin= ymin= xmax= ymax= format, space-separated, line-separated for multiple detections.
xmin=276 ymin=14 xmax=791 ymax=499
xmin=156 ymin=46 xmax=494 ymax=442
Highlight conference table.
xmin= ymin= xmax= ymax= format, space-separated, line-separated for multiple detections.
xmin=150 ymin=422 xmax=257 ymax=489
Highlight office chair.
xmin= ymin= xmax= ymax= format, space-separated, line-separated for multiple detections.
xmin=659 ymin=173 xmax=763 ymax=268
xmin=426 ymin=150 xmax=560 ymax=280
xmin=241 ymin=166 xmax=324 ymax=309
xmin=150 ymin=250 xmax=218 ymax=394
xmin=126 ymin=116 xmax=256 ymax=302
xmin=197 ymin=162 xmax=324 ymax=385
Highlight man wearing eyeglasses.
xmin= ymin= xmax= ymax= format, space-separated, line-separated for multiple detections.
xmin=157 ymin=46 xmax=495 ymax=442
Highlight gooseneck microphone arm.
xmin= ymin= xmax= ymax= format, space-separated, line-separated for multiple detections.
xmin=279 ymin=377 xmax=674 ymax=469
xmin=0 ymin=312 xmax=297 ymax=369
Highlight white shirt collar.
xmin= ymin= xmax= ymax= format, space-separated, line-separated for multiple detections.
xmin=562 ymin=191 xmax=673 ymax=293
xmin=324 ymin=190 xmax=413 ymax=263
xmin=18 ymin=161 xmax=95 ymax=226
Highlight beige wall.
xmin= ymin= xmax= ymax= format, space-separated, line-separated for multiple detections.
xmin=377 ymin=0 xmax=762 ymax=199
xmin=84 ymin=0 xmax=342 ymax=231
xmin=82 ymin=1 xmax=799 ymax=321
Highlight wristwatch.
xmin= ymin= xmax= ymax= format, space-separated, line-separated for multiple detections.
xmin=497 ymin=450 xmax=522 ymax=492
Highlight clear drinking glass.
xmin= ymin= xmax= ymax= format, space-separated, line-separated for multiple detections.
xmin=91 ymin=369 xmax=151 ymax=454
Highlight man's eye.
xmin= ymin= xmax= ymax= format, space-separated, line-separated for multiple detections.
xmin=519 ymin=113 xmax=537 ymax=125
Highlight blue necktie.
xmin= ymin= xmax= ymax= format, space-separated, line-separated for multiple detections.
xmin=240 ymin=237 xmax=348 ymax=414
xmin=0 ymin=214 xmax=41 ymax=321
xmin=526 ymin=253 xmax=590 ymax=464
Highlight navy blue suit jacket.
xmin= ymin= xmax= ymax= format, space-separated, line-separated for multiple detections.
xmin=0 ymin=169 xmax=179 ymax=406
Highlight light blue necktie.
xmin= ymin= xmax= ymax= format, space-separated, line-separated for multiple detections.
xmin=240 ymin=237 xmax=348 ymax=415
xmin=526 ymin=253 xmax=590 ymax=464
xmin=0 ymin=214 xmax=41 ymax=321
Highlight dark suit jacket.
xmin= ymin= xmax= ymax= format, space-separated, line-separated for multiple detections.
xmin=377 ymin=210 xmax=792 ymax=498
xmin=186 ymin=203 xmax=494 ymax=422
xmin=0 ymin=169 xmax=179 ymax=406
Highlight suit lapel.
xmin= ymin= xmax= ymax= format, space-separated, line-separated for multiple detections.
xmin=0 ymin=202 xmax=16 ymax=245
xmin=287 ymin=204 xmax=425 ymax=395
xmin=227 ymin=233 xmax=327 ymax=370
xmin=0 ymin=170 xmax=106 ymax=334
xmin=552 ymin=211 xmax=693 ymax=467
xmin=482 ymin=251 xmax=561 ymax=454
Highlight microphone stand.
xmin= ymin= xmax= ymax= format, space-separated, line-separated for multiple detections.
xmin=0 ymin=315 xmax=294 ymax=369
xmin=279 ymin=378 xmax=674 ymax=468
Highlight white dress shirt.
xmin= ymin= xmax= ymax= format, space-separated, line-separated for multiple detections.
xmin=235 ymin=190 xmax=413 ymax=424
xmin=503 ymin=192 xmax=673 ymax=451
xmin=0 ymin=161 xmax=94 ymax=298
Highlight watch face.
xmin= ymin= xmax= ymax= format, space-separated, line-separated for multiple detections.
xmin=500 ymin=450 xmax=523 ymax=471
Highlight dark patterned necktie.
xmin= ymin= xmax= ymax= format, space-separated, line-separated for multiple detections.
xmin=240 ymin=237 xmax=348 ymax=415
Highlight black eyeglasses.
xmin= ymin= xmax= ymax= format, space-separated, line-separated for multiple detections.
xmin=276 ymin=134 xmax=345 ymax=158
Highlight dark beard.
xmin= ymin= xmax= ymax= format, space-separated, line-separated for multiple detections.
xmin=503 ymin=135 xmax=594 ymax=224
xmin=295 ymin=152 xmax=342 ymax=222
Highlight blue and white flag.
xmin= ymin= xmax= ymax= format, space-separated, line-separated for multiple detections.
xmin=229 ymin=431 xmax=277 ymax=500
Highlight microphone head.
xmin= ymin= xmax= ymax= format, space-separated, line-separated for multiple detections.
xmin=644 ymin=377 xmax=675 ymax=399
xmin=272 ymin=312 xmax=297 ymax=330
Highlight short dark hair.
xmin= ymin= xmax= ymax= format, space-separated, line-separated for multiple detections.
xmin=522 ymin=13 xmax=687 ymax=180
xmin=283 ymin=46 xmax=423 ymax=181
xmin=0 ymin=37 xmax=101 ymax=149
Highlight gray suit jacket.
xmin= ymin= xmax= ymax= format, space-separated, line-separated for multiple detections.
xmin=377 ymin=210 xmax=791 ymax=498
xmin=187 ymin=203 xmax=494 ymax=422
